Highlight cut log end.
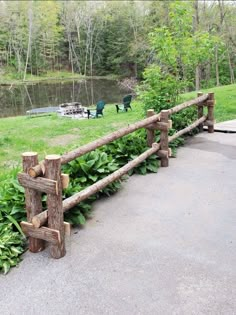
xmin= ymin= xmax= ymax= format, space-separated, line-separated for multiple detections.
xmin=147 ymin=109 xmax=155 ymax=117
xmin=64 ymin=222 xmax=71 ymax=236
xmin=152 ymin=142 xmax=159 ymax=149
xmin=28 ymin=168 xmax=37 ymax=178
xmin=45 ymin=154 xmax=61 ymax=161
xmin=32 ymin=216 xmax=42 ymax=228
xmin=22 ymin=152 xmax=38 ymax=157
xmin=61 ymin=174 xmax=70 ymax=189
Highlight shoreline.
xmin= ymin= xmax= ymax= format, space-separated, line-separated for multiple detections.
xmin=0 ymin=73 xmax=119 ymax=86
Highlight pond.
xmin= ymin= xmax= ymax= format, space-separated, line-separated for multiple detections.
xmin=0 ymin=79 xmax=129 ymax=118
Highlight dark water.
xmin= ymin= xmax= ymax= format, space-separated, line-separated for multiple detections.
xmin=0 ymin=79 xmax=129 ymax=118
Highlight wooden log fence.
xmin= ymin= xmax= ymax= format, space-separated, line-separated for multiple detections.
xmin=19 ymin=93 xmax=215 ymax=258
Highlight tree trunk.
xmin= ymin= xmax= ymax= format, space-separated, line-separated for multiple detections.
xmin=228 ymin=48 xmax=235 ymax=84
xmin=215 ymin=46 xmax=220 ymax=86
xmin=195 ymin=65 xmax=200 ymax=91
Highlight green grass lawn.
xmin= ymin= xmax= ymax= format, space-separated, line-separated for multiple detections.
xmin=0 ymin=102 xmax=143 ymax=180
xmin=182 ymin=83 xmax=236 ymax=122
xmin=0 ymin=84 xmax=235 ymax=180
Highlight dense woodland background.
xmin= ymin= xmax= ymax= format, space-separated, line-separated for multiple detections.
xmin=0 ymin=0 xmax=236 ymax=90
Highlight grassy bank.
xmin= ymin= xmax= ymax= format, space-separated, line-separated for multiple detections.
xmin=182 ymin=83 xmax=236 ymax=123
xmin=0 ymin=102 xmax=143 ymax=180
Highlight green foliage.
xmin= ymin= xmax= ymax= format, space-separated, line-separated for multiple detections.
xmin=62 ymin=151 xmax=121 ymax=225
xmin=149 ymin=1 xmax=219 ymax=82
xmin=0 ymin=0 xmax=235 ymax=83
xmin=137 ymin=65 xmax=196 ymax=131
xmin=103 ymin=130 xmax=159 ymax=175
xmin=63 ymin=151 xmax=120 ymax=196
xmin=0 ymin=168 xmax=26 ymax=223
xmin=137 ymin=65 xmax=182 ymax=111
xmin=137 ymin=1 xmax=220 ymax=131
xmin=0 ymin=169 xmax=28 ymax=274
xmin=0 ymin=222 xmax=25 ymax=274
xmin=62 ymin=131 xmax=160 ymax=225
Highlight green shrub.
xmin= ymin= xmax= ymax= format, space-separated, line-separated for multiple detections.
xmin=63 ymin=132 xmax=160 ymax=225
xmin=103 ymin=129 xmax=159 ymax=175
xmin=137 ymin=65 xmax=197 ymax=132
xmin=0 ymin=169 xmax=26 ymax=223
xmin=62 ymin=150 xmax=121 ymax=225
xmin=0 ymin=222 xmax=25 ymax=274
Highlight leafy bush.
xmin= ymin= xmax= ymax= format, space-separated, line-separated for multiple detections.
xmin=136 ymin=65 xmax=181 ymax=112
xmin=0 ymin=222 xmax=25 ymax=274
xmin=103 ymin=129 xmax=159 ymax=175
xmin=63 ymin=132 xmax=160 ymax=225
xmin=137 ymin=65 xmax=197 ymax=132
xmin=0 ymin=169 xmax=26 ymax=223
xmin=62 ymin=150 xmax=121 ymax=225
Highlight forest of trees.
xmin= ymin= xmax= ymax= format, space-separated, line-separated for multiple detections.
xmin=0 ymin=0 xmax=236 ymax=90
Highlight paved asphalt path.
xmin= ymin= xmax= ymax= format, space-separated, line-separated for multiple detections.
xmin=213 ymin=119 xmax=236 ymax=133
xmin=0 ymin=132 xmax=235 ymax=315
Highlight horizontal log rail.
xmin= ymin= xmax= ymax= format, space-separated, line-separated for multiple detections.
xmin=29 ymin=112 xmax=162 ymax=178
xmin=32 ymin=115 xmax=208 ymax=229
xmin=19 ymin=92 xmax=215 ymax=258
xmin=28 ymin=93 xmax=211 ymax=178
xmin=18 ymin=173 xmax=58 ymax=195
xmin=32 ymin=143 xmax=161 ymax=228
xmin=168 ymin=116 xmax=207 ymax=143
xmin=167 ymin=94 xmax=209 ymax=115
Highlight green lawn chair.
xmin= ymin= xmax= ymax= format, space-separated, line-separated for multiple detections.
xmin=87 ymin=100 xmax=105 ymax=119
xmin=115 ymin=94 xmax=132 ymax=113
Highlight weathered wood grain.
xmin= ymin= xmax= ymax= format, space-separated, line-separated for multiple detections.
xmin=20 ymin=222 xmax=61 ymax=245
xmin=22 ymin=152 xmax=45 ymax=253
xmin=18 ymin=173 xmax=58 ymax=194
xmin=45 ymin=155 xmax=65 ymax=259
xmin=160 ymin=110 xmax=169 ymax=167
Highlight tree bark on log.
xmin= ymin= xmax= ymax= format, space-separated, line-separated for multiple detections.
xmin=22 ymin=152 xmax=45 ymax=253
xmin=20 ymin=222 xmax=61 ymax=245
xmin=146 ymin=109 xmax=155 ymax=147
xmin=45 ymin=155 xmax=65 ymax=259
xmin=32 ymin=143 xmax=160 ymax=228
xmin=168 ymin=94 xmax=208 ymax=115
xmin=160 ymin=110 xmax=169 ymax=167
xmin=168 ymin=116 xmax=207 ymax=143
xmin=207 ymin=93 xmax=215 ymax=133
xmin=197 ymin=92 xmax=204 ymax=132
xmin=18 ymin=173 xmax=58 ymax=195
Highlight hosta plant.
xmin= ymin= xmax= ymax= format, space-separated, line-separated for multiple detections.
xmin=0 ymin=222 xmax=25 ymax=274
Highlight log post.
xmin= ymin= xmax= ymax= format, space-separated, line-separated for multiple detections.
xmin=22 ymin=152 xmax=45 ymax=252
xmin=207 ymin=92 xmax=215 ymax=133
xmin=146 ymin=109 xmax=155 ymax=147
xmin=197 ymin=92 xmax=204 ymax=132
xmin=45 ymin=155 xmax=65 ymax=259
xmin=160 ymin=110 xmax=169 ymax=167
